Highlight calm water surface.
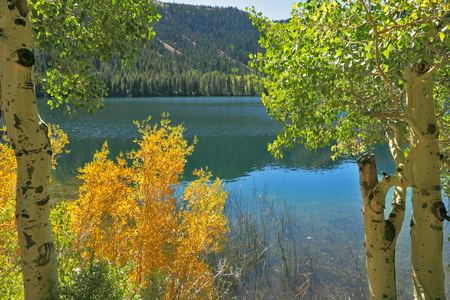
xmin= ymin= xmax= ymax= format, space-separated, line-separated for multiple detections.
xmin=38 ymin=97 xmax=450 ymax=298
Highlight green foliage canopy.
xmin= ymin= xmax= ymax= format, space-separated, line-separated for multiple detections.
xmin=30 ymin=0 xmax=160 ymax=113
xmin=249 ymin=0 xmax=450 ymax=159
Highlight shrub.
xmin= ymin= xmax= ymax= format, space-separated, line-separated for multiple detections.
xmin=68 ymin=117 xmax=228 ymax=299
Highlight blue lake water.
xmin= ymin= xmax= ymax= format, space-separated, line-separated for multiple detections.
xmin=38 ymin=97 xmax=450 ymax=298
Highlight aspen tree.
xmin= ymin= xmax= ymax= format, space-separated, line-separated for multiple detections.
xmin=250 ymin=0 xmax=450 ymax=298
xmin=0 ymin=1 xmax=159 ymax=298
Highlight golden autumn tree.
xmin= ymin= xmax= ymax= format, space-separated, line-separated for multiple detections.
xmin=69 ymin=117 xmax=228 ymax=299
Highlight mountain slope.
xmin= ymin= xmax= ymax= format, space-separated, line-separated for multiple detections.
xmin=35 ymin=3 xmax=264 ymax=98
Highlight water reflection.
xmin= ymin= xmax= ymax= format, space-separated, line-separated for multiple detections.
xmin=38 ymin=97 xmax=350 ymax=180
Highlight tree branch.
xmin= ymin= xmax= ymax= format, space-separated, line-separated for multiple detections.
xmin=410 ymin=53 xmax=449 ymax=92
xmin=361 ymin=0 xmax=402 ymax=114
xmin=342 ymin=72 xmax=378 ymax=102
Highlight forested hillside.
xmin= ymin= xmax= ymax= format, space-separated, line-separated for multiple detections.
xmin=35 ymin=2 xmax=264 ymax=98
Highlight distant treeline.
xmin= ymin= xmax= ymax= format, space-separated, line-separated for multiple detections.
xmin=34 ymin=3 xmax=265 ymax=98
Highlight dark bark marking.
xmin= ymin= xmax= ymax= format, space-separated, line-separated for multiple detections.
xmin=40 ymin=122 xmax=49 ymax=135
xmin=13 ymin=114 xmax=21 ymax=129
xmin=410 ymin=219 xmax=415 ymax=228
xmin=21 ymin=180 xmax=32 ymax=195
xmin=426 ymin=123 xmax=437 ymax=135
xmin=383 ymin=220 xmax=395 ymax=243
xmin=432 ymin=185 xmax=441 ymax=191
xmin=21 ymin=213 xmax=29 ymax=218
xmin=23 ymin=231 xmax=36 ymax=249
xmin=24 ymin=224 xmax=38 ymax=230
xmin=422 ymin=203 xmax=427 ymax=209
xmin=35 ymin=242 xmax=54 ymax=266
xmin=430 ymin=224 xmax=443 ymax=231
xmin=36 ymin=195 xmax=49 ymax=206
xmin=432 ymin=202 xmax=450 ymax=221
xmin=27 ymin=166 xmax=35 ymax=179
xmin=7 ymin=0 xmax=29 ymax=18
xmin=35 ymin=185 xmax=43 ymax=193
xmin=16 ymin=48 xmax=35 ymax=67
xmin=14 ymin=18 xmax=26 ymax=26
xmin=393 ymin=202 xmax=405 ymax=211
xmin=421 ymin=189 xmax=430 ymax=196
xmin=21 ymin=80 xmax=34 ymax=90
xmin=360 ymin=180 xmax=370 ymax=191
xmin=38 ymin=276 xmax=42 ymax=281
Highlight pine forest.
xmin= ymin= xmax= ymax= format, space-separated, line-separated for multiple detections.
xmin=34 ymin=2 xmax=265 ymax=98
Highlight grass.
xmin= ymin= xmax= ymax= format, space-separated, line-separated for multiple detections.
xmin=211 ymin=188 xmax=316 ymax=299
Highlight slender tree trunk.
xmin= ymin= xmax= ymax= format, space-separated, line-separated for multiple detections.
xmin=0 ymin=1 xmax=59 ymax=298
xmin=358 ymin=147 xmax=406 ymax=299
xmin=405 ymin=63 xmax=446 ymax=299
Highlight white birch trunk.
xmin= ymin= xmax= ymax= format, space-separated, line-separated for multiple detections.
xmin=405 ymin=63 xmax=446 ymax=299
xmin=0 ymin=1 xmax=59 ymax=298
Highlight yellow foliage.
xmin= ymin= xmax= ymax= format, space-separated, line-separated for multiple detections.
xmin=48 ymin=124 xmax=70 ymax=170
xmin=69 ymin=141 xmax=136 ymax=265
xmin=69 ymin=117 xmax=228 ymax=299
xmin=0 ymin=139 xmax=18 ymax=259
xmin=170 ymin=169 xmax=228 ymax=299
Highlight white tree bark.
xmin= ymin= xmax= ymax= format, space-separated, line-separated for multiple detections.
xmin=358 ymin=148 xmax=406 ymax=299
xmin=405 ymin=62 xmax=446 ymax=299
xmin=0 ymin=1 xmax=59 ymax=298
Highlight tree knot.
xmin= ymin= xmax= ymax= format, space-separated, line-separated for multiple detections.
xmin=16 ymin=48 xmax=35 ymax=67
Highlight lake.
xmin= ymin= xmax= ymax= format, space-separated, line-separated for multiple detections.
xmin=38 ymin=97 xmax=450 ymax=298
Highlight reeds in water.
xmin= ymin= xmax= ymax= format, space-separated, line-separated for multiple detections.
xmin=212 ymin=188 xmax=316 ymax=299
